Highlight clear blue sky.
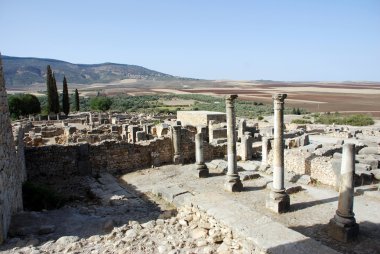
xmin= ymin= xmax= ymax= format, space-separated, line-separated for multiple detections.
xmin=1 ymin=0 xmax=379 ymax=81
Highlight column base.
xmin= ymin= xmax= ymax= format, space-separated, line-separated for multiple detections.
xmin=328 ymin=214 xmax=359 ymax=242
xmin=173 ymin=155 xmax=183 ymax=165
xmin=196 ymin=164 xmax=209 ymax=178
xmin=224 ymin=174 xmax=243 ymax=192
xmin=266 ymin=190 xmax=290 ymax=213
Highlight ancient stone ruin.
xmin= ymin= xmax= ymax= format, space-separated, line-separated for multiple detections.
xmin=1 ymin=53 xmax=380 ymax=253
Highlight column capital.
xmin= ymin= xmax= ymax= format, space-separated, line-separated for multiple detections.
xmin=272 ymin=93 xmax=287 ymax=110
xmin=225 ymin=94 xmax=238 ymax=105
xmin=272 ymin=93 xmax=287 ymax=101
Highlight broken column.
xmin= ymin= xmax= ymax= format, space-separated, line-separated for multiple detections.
xmin=241 ymin=131 xmax=253 ymax=161
xmin=328 ymin=143 xmax=359 ymax=242
xmin=172 ymin=125 xmax=182 ymax=164
xmin=266 ymin=94 xmax=290 ymax=213
xmin=224 ymin=95 xmax=243 ymax=192
xmin=195 ymin=132 xmax=209 ymax=177
xmin=238 ymin=119 xmax=246 ymax=141
xmin=260 ymin=137 xmax=271 ymax=170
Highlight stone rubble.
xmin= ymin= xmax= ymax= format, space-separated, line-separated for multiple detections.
xmin=1 ymin=205 xmax=258 ymax=254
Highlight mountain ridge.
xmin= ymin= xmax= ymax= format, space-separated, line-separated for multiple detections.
xmin=2 ymin=55 xmax=192 ymax=87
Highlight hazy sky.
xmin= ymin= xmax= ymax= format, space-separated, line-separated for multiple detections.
xmin=1 ymin=0 xmax=379 ymax=81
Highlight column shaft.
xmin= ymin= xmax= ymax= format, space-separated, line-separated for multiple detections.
xmin=195 ymin=132 xmax=208 ymax=177
xmin=266 ymin=93 xmax=289 ymax=213
xmin=273 ymin=98 xmax=285 ymax=191
xmin=328 ymin=143 xmax=359 ymax=242
xmin=172 ymin=125 xmax=182 ymax=164
xmin=224 ymin=95 xmax=242 ymax=192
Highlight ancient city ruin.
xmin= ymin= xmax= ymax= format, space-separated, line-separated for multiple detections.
xmin=0 ymin=55 xmax=380 ymax=253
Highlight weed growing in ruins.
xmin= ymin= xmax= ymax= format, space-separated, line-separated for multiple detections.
xmin=291 ymin=119 xmax=313 ymax=124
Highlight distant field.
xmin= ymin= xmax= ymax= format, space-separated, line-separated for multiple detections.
xmin=7 ymin=80 xmax=380 ymax=116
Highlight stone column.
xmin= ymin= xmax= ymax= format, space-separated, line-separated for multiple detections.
xmin=266 ymin=93 xmax=290 ymax=213
xmin=224 ymin=95 xmax=243 ymax=192
xmin=328 ymin=143 xmax=359 ymax=242
xmin=88 ymin=113 xmax=93 ymax=125
xmin=195 ymin=132 xmax=209 ymax=177
xmin=172 ymin=125 xmax=182 ymax=164
xmin=260 ymin=137 xmax=270 ymax=169
xmin=238 ymin=119 xmax=246 ymax=142
xmin=241 ymin=131 xmax=253 ymax=161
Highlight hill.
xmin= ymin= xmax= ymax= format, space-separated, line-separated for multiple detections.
xmin=2 ymin=55 xmax=180 ymax=87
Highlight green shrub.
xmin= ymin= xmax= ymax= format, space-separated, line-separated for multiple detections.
xmin=315 ymin=113 xmax=374 ymax=126
xmin=257 ymin=116 xmax=264 ymax=120
xmin=291 ymin=119 xmax=312 ymax=124
xmin=90 ymin=96 xmax=112 ymax=111
xmin=8 ymin=94 xmax=41 ymax=119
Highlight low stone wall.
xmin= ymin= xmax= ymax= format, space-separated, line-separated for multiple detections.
xmin=25 ymin=132 xmax=227 ymax=193
xmin=90 ymin=138 xmax=173 ymax=174
xmin=267 ymin=149 xmax=337 ymax=187
xmin=180 ymin=128 xmax=226 ymax=163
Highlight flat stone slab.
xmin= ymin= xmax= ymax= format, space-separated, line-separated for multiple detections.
xmin=239 ymin=171 xmax=261 ymax=181
xmin=151 ymin=185 xmax=189 ymax=203
xmin=177 ymin=192 xmax=338 ymax=254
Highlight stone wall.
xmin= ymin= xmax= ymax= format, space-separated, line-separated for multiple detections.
xmin=177 ymin=111 xmax=226 ymax=127
xmin=267 ymin=149 xmax=337 ymax=187
xmin=90 ymin=138 xmax=173 ymax=174
xmin=180 ymin=128 xmax=226 ymax=163
xmin=25 ymin=132 xmax=227 ymax=193
xmin=0 ymin=55 xmax=26 ymax=243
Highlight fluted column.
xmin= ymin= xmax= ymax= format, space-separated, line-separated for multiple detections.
xmin=266 ymin=93 xmax=290 ymax=213
xmin=195 ymin=132 xmax=209 ymax=177
xmin=172 ymin=125 xmax=182 ymax=164
xmin=328 ymin=143 xmax=359 ymax=242
xmin=224 ymin=95 xmax=243 ymax=192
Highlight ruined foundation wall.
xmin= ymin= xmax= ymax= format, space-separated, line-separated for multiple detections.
xmin=25 ymin=133 xmax=227 ymax=183
xmin=268 ymin=149 xmax=337 ymax=187
xmin=90 ymin=138 xmax=173 ymax=174
xmin=0 ymin=57 xmax=26 ymax=243
xmin=180 ymin=128 xmax=226 ymax=163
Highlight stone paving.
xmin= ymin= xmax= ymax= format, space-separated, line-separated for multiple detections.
xmin=121 ymin=162 xmax=380 ymax=254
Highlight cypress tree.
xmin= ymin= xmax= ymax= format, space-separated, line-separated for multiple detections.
xmin=62 ymin=76 xmax=70 ymax=115
xmin=46 ymin=65 xmax=54 ymax=113
xmin=75 ymin=89 xmax=80 ymax=111
xmin=51 ymin=73 xmax=60 ymax=114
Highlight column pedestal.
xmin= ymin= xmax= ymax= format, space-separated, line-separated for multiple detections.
xmin=266 ymin=189 xmax=290 ymax=213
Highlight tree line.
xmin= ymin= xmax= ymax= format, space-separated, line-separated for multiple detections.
xmin=8 ymin=65 xmax=81 ymax=119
